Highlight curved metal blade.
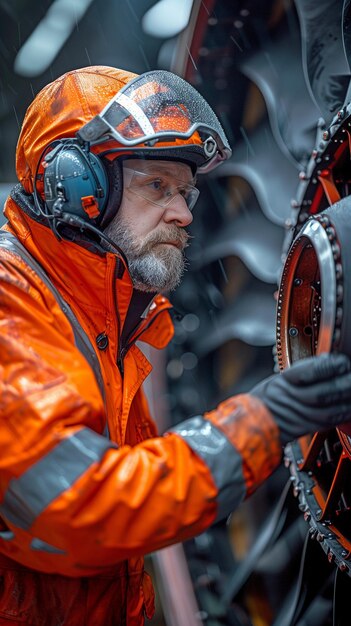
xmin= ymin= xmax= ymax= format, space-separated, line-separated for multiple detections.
xmin=193 ymin=207 xmax=284 ymax=284
xmin=343 ymin=0 xmax=351 ymax=72
xmin=213 ymin=121 xmax=298 ymax=226
xmin=295 ymin=0 xmax=350 ymax=125
xmin=240 ymin=24 xmax=320 ymax=168
xmin=195 ymin=286 xmax=276 ymax=356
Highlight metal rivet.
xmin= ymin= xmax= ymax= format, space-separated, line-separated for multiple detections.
xmin=336 ymin=307 xmax=343 ymax=325
xmin=332 ymin=243 xmax=341 ymax=259
xmin=328 ymin=550 xmax=334 ymax=563
xmin=341 ymin=550 xmax=348 ymax=558
xmin=336 ymin=284 xmax=344 ymax=303
xmin=333 ymin=329 xmax=341 ymax=344
xmin=335 ymin=263 xmax=343 ymax=279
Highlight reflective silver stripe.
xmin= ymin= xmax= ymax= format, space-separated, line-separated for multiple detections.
xmin=0 ymin=232 xmax=105 ymax=404
xmin=114 ymin=93 xmax=155 ymax=135
xmin=170 ymin=416 xmax=246 ymax=521
xmin=0 ymin=428 xmax=116 ymax=530
xmin=31 ymin=538 xmax=66 ymax=554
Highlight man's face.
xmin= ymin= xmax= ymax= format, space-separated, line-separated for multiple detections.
xmin=104 ymin=159 xmax=195 ymax=293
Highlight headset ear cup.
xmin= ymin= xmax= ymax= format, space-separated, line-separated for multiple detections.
xmin=98 ymin=158 xmax=123 ymax=228
xmin=43 ymin=141 xmax=109 ymax=222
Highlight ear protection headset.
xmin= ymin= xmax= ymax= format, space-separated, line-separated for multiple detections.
xmin=43 ymin=139 xmax=109 ymax=220
xmin=33 ymin=138 xmax=125 ymax=241
xmin=31 ymin=137 xmax=131 ymax=259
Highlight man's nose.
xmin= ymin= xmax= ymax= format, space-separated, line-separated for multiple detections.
xmin=163 ymin=193 xmax=193 ymax=227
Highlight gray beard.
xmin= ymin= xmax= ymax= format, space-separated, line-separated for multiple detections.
xmin=103 ymin=219 xmax=189 ymax=293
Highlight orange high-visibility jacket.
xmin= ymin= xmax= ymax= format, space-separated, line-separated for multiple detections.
xmin=0 ymin=188 xmax=282 ymax=625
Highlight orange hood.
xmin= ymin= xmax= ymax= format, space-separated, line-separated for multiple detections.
xmin=16 ymin=66 xmax=138 ymax=194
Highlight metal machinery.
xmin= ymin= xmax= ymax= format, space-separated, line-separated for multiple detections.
xmin=161 ymin=1 xmax=351 ymax=624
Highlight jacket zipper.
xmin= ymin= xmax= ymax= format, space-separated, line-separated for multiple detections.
xmin=117 ymin=306 xmax=172 ymax=376
xmin=113 ymin=258 xmax=124 ymax=376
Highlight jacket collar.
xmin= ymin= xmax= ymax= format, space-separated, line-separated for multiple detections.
xmin=3 ymin=188 xmax=174 ymax=349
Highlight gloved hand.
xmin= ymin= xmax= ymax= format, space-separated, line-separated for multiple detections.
xmin=250 ymin=353 xmax=351 ymax=445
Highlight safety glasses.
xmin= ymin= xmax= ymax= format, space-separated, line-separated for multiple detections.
xmin=123 ymin=166 xmax=200 ymax=211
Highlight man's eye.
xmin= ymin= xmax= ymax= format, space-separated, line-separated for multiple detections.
xmin=149 ymin=179 xmax=162 ymax=191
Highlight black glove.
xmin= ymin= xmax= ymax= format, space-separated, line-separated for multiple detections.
xmin=250 ymin=353 xmax=351 ymax=444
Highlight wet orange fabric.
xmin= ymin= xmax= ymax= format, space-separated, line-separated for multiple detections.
xmin=0 ymin=193 xmax=283 ymax=624
xmin=16 ymin=66 xmax=138 ymax=194
xmin=0 ymin=196 xmax=219 ymax=625
xmin=204 ymin=395 xmax=282 ymax=496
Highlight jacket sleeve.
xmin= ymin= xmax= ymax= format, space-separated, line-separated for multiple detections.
xmin=0 ymin=253 xmax=282 ymax=576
